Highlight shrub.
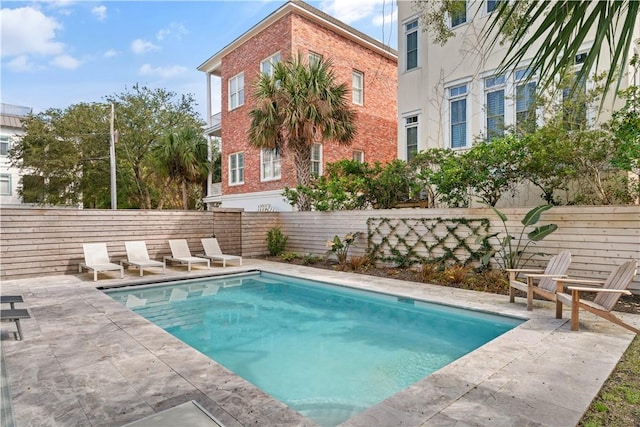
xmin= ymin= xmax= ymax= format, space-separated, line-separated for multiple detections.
xmin=266 ymin=227 xmax=288 ymax=256
xmin=279 ymin=251 xmax=299 ymax=262
xmin=326 ymin=232 xmax=359 ymax=264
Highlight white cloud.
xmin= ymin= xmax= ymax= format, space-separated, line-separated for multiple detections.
xmin=320 ymin=0 xmax=383 ymax=24
xmin=131 ymin=38 xmax=159 ymax=54
xmin=156 ymin=22 xmax=188 ymax=41
xmin=6 ymin=55 xmax=36 ymax=72
xmin=103 ymin=49 xmax=118 ymax=58
xmin=50 ymin=54 xmax=81 ymax=69
xmin=139 ymin=64 xmax=187 ymax=78
xmin=0 ymin=6 xmax=65 ymax=57
xmin=91 ymin=5 xmax=107 ymax=21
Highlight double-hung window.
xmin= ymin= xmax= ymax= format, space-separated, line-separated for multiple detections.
xmin=0 ymin=136 xmax=10 ymax=156
xmin=311 ymin=143 xmax=322 ymax=176
xmin=450 ymin=1 xmax=467 ymax=27
xmin=229 ymin=152 xmax=244 ymax=185
xmin=228 ymin=73 xmax=244 ymax=110
xmin=309 ymin=52 xmax=322 ymax=67
xmin=352 ymin=150 xmax=364 ymax=163
xmin=449 ymin=84 xmax=468 ymax=149
xmin=352 ymin=70 xmax=364 ymax=105
xmin=260 ymin=52 xmax=281 ymax=77
xmin=261 ymin=148 xmax=281 ymax=181
xmin=405 ymin=20 xmax=418 ymax=71
xmin=405 ymin=115 xmax=418 ymax=161
xmin=485 ymin=75 xmax=505 ymax=142
xmin=515 ymin=68 xmax=537 ymax=134
xmin=0 ymin=174 xmax=11 ymax=196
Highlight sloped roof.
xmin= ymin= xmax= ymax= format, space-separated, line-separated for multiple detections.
xmin=197 ymin=0 xmax=397 ymax=75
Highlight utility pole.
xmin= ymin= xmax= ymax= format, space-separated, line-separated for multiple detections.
xmin=110 ymin=103 xmax=117 ymax=209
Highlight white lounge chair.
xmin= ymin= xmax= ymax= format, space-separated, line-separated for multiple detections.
xmin=200 ymin=238 xmax=242 ymax=267
xmin=79 ymin=243 xmax=124 ymax=281
xmin=121 ymin=241 xmax=166 ymax=276
xmin=164 ymin=239 xmax=210 ymax=272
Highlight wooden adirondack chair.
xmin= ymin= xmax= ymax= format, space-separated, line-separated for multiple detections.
xmin=555 ymin=260 xmax=639 ymax=333
xmin=506 ymin=250 xmax=572 ymax=313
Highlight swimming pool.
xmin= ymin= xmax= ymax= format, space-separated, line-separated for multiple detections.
xmin=106 ymin=271 xmax=523 ymax=426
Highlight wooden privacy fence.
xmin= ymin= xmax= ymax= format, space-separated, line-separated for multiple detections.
xmin=2 ymin=206 xmax=639 ymax=292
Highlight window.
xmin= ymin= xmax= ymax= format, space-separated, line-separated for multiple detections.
xmin=229 ymin=152 xmax=244 ymax=185
xmin=228 ymin=73 xmax=244 ymax=110
xmin=515 ymin=68 xmax=537 ymax=134
xmin=353 ymin=150 xmax=364 ymax=163
xmin=261 ymin=148 xmax=281 ymax=181
xmin=0 ymin=136 xmax=10 ymax=156
xmin=311 ymin=143 xmax=322 ymax=176
xmin=405 ymin=115 xmax=418 ymax=161
xmin=449 ymin=84 xmax=468 ymax=149
xmin=485 ymin=75 xmax=505 ymax=142
xmin=260 ymin=53 xmax=281 ymax=77
xmin=562 ymin=53 xmax=588 ymax=130
xmin=486 ymin=0 xmax=501 ymax=13
xmin=450 ymin=1 xmax=467 ymax=27
xmin=352 ymin=71 xmax=364 ymax=105
xmin=0 ymin=174 xmax=10 ymax=195
xmin=309 ymin=52 xmax=323 ymax=67
xmin=405 ymin=19 xmax=418 ymax=71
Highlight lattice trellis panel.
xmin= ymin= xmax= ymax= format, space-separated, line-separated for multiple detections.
xmin=367 ymin=217 xmax=492 ymax=267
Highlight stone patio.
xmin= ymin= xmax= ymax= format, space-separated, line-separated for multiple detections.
xmin=1 ymin=259 xmax=638 ymax=426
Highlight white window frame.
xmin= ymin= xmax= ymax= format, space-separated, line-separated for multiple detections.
xmin=405 ymin=19 xmax=419 ymax=71
xmin=228 ymin=152 xmax=244 ymax=186
xmin=484 ymin=74 xmax=506 ymax=142
xmin=448 ymin=82 xmax=469 ymax=149
xmin=311 ymin=143 xmax=322 ymax=176
xmin=404 ymin=114 xmax=419 ymax=161
xmin=228 ymin=72 xmax=244 ymax=111
xmin=260 ymin=52 xmax=281 ymax=77
xmin=352 ymin=150 xmax=364 ymax=163
xmin=0 ymin=135 xmax=11 ymax=157
xmin=352 ymin=70 xmax=364 ymax=105
xmin=261 ymin=148 xmax=281 ymax=181
xmin=309 ymin=52 xmax=323 ymax=67
xmin=0 ymin=174 xmax=11 ymax=196
xmin=449 ymin=1 xmax=467 ymax=28
xmin=514 ymin=68 xmax=538 ymax=132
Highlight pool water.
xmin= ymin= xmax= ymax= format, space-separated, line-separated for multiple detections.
xmin=106 ymin=272 xmax=523 ymax=426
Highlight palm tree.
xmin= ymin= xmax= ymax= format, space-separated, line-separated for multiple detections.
xmin=248 ymin=54 xmax=357 ymax=211
xmin=486 ymin=1 xmax=639 ymax=101
xmin=152 ymin=127 xmax=210 ymax=209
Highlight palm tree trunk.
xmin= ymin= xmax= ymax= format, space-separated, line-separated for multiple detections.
xmin=182 ymin=179 xmax=189 ymax=210
xmin=293 ymin=143 xmax=313 ymax=211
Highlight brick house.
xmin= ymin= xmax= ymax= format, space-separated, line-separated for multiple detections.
xmin=198 ymin=0 xmax=397 ymax=211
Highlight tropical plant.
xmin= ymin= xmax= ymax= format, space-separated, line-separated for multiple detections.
xmin=415 ymin=1 xmax=639 ymax=102
xmin=477 ymin=205 xmax=558 ymax=270
xmin=326 ymin=232 xmax=359 ymax=265
xmin=248 ymin=53 xmax=357 ymax=211
xmin=152 ymin=127 xmax=210 ymax=209
xmin=266 ymin=227 xmax=288 ymax=256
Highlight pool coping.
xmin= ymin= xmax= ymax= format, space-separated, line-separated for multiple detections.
xmin=1 ymin=259 xmax=639 ymax=426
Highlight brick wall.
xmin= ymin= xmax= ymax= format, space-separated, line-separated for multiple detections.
xmin=220 ymin=10 xmax=397 ymax=198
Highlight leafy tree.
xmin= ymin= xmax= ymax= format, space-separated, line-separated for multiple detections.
xmin=367 ymin=160 xmax=417 ymax=209
xmin=107 ymin=84 xmax=204 ymax=209
xmin=249 ymin=54 xmax=357 ymax=211
xmin=11 ymin=103 xmax=111 ymax=207
xmin=11 ymin=85 xmax=205 ymax=209
xmin=152 ymin=128 xmax=210 ymax=210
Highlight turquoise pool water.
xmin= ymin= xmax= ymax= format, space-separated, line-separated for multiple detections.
xmin=106 ymin=272 xmax=523 ymax=426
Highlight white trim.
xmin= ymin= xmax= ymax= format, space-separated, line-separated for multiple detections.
xmin=228 ymin=152 xmax=245 ymax=186
xmin=260 ymin=148 xmax=281 ymax=182
xmin=228 ymin=72 xmax=244 ymax=111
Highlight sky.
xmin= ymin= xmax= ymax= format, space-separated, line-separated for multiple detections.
xmin=0 ymin=0 xmax=398 ymax=121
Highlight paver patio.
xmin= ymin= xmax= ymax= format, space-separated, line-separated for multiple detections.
xmin=1 ymin=259 xmax=638 ymax=426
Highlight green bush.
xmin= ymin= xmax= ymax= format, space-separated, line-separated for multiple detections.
xmin=266 ymin=227 xmax=288 ymax=256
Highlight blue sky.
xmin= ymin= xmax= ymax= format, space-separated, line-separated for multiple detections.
xmin=1 ymin=0 xmax=398 ymax=120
